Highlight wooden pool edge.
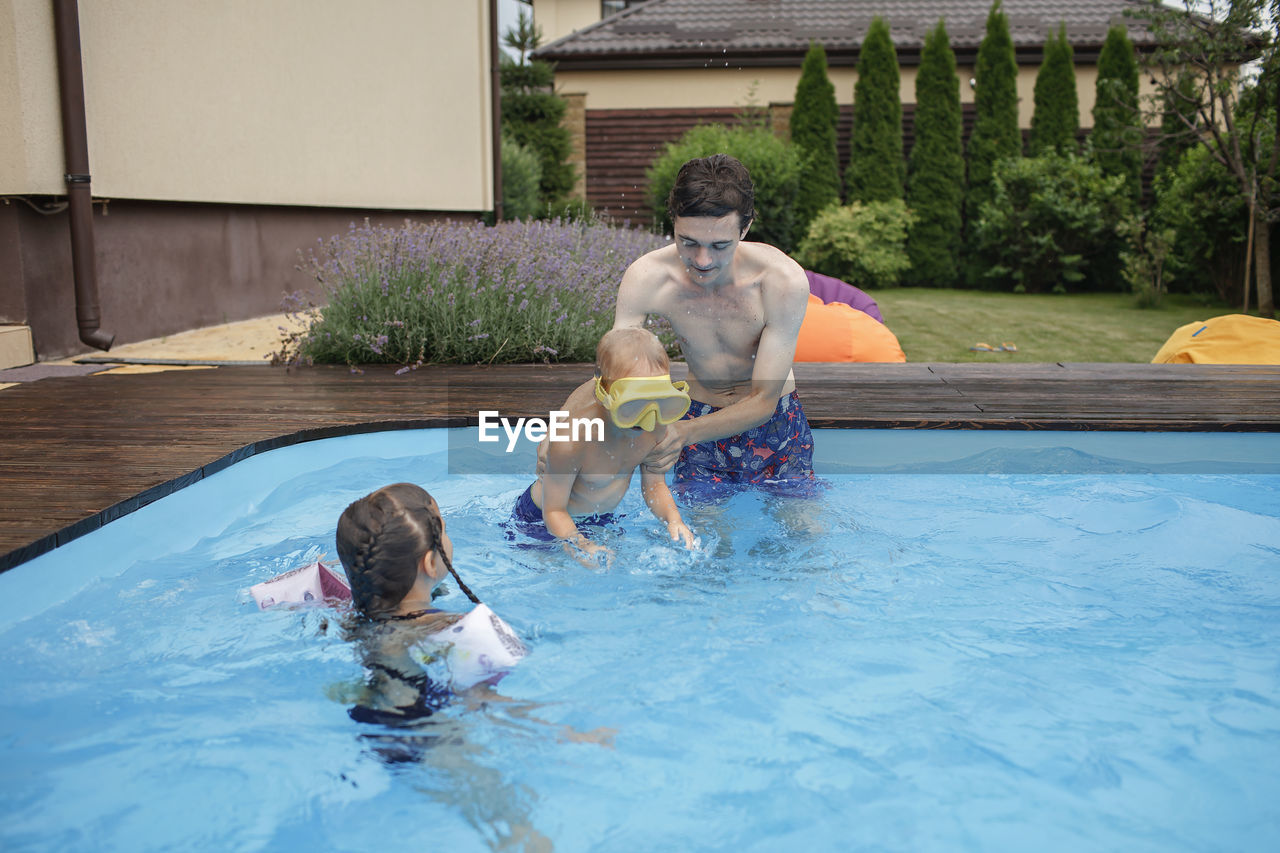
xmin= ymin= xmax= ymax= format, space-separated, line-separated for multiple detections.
xmin=3 ymin=361 xmax=1279 ymax=573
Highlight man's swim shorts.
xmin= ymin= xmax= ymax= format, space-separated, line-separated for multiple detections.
xmin=674 ymin=390 xmax=815 ymax=484
xmin=507 ymin=485 xmax=621 ymax=542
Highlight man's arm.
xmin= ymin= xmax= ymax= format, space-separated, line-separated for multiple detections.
xmin=613 ymin=253 xmax=658 ymax=330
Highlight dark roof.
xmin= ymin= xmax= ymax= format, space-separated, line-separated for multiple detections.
xmin=534 ymin=0 xmax=1161 ymax=67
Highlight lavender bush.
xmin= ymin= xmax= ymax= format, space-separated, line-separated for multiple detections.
xmin=273 ymin=218 xmax=668 ymax=369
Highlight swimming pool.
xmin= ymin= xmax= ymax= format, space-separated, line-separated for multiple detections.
xmin=1 ymin=428 xmax=1278 ymax=851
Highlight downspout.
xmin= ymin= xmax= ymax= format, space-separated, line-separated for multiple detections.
xmin=52 ymin=0 xmax=113 ymax=350
xmin=489 ymin=0 xmax=503 ymax=221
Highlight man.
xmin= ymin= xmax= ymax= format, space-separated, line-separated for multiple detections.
xmin=613 ymin=154 xmax=815 ymax=484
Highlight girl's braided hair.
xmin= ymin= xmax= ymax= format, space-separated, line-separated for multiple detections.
xmin=336 ymin=483 xmax=476 ymax=618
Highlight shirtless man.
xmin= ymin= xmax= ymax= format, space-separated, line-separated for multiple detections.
xmin=613 ymin=154 xmax=815 ymax=484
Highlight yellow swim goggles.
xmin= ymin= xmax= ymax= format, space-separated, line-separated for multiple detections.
xmin=594 ymin=374 xmax=692 ymax=431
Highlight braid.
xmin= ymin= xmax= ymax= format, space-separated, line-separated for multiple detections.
xmin=422 ymin=509 xmax=480 ymax=605
xmin=336 ymin=483 xmax=480 ymax=617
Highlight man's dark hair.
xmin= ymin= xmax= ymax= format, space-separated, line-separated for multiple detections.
xmin=666 ymin=154 xmax=755 ymax=230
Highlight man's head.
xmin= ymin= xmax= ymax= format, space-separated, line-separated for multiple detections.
xmin=666 ymin=154 xmax=755 ymax=233
xmin=667 ymin=155 xmax=755 ymax=286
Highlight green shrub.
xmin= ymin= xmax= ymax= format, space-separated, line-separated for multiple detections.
xmin=906 ymin=20 xmax=965 ymax=286
xmin=1091 ymin=25 xmax=1143 ymax=204
xmin=1153 ymin=145 xmax=1248 ymax=302
xmin=1029 ymin=24 xmax=1079 ymax=156
xmin=796 ymin=200 xmax=915 ymax=288
xmin=542 ymin=195 xmax=595 ymax=223
xmin=846 ymin=17 xmax=904 ymax=204
xmin=972 ymin=153 xmax=1130 ymax=293
xmin=646 ymin=123 xmax=802 ymax=252
xmin=967 ymin=1 xmax=1021 ymax=221
xmin=272 ymin=218 xmax=667 ymax=368
xmin=1118 ymin=214 xmax=1177 ymax=308
xmin=500 ymin=57 xmax=577 ymax=206
xmin=501 ymin=135 xmax=543 ymax=221
xmin=791 ymin=41 xmax=842 ymax=243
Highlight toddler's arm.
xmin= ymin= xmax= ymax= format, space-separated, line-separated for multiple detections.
xmin=641 ymin=466 xmax=695 ymax=548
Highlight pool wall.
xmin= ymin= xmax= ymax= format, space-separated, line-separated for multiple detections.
xmin=4 ymin=426 xmax=1278 ymax=634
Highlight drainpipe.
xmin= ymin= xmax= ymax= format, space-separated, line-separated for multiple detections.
xmin=52 ymin=0 xmax=113 ymax=351
xmin=489 ymin=0 xmax=503 ymax=221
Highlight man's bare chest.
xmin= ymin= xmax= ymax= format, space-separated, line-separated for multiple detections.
xmin=665 ymin=288 xmax=765 ymax=348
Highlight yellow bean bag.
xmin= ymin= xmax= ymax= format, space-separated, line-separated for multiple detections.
xmin=1151 ymin=314 xmax=1280 ymax=364
xmin=795 ymin=293 xmax=906 ymax=363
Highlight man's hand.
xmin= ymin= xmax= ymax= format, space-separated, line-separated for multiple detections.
xmin=643 ymin=420 xmax=690 ymax=473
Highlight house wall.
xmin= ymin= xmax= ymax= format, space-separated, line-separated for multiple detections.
xmin=0 ymin=0 xmax=494 ymax=360
xmin=535 ymin=0 xmax=602 ymax=44
xmin=2 ymin=0 xmax=492 ymax=209
xmin=556 ymin=64 xmax=1136 ymax=131
xmin=0 ymin=199 xmax=470 ymax=359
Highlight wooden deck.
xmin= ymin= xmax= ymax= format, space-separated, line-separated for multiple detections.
xmin=3 ymin=361 xmax=1280 ymax=572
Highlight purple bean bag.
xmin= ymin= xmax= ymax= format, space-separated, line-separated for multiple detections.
xmin=805 ymin=270 xmax=885 ymax=324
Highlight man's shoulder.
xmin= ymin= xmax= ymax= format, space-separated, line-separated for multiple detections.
xmin=740 ymin=241 xmax=807 ymax=292
xmin=619 ymin=243 xmax=681 ymax=307
xmin=628 ymin=242 xmax=677 ymax=274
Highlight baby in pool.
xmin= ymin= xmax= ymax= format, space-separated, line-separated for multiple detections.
xmin=509 ymin=327 xmax=696 ymax=565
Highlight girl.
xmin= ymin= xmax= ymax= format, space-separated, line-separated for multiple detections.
xmin=336 ymin=482 xmax=525 ymax=725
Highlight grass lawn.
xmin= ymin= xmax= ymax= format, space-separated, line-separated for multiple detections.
xmin=870 ymin=289 xmax=1237 ymax=363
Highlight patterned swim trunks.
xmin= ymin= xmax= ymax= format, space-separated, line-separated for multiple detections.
xmin=506 ymin=484 xmax=621 ymax=542
xmin=674 ymin=390 xmax=815 ymax=485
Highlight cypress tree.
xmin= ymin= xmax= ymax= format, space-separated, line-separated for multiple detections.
xmin=790 ymin=41 xmax=841 ymax=243
xmin=500 ymin=56 xmax=577 ymax=207
xmin=1029 ymin=24 xmax=1079 ymax=156
xmin=1157 ymin=72 xmax=1199 ymax=176
xmin=1091 ymin=24 xmax=1143 ymax=203
xmin=966 ymin=0 xmax=1020 ymax=221
xmin=846 ymin=17 xmax=904 ymax=204
xmin=906 ymin=20 xmax=965 ymax=286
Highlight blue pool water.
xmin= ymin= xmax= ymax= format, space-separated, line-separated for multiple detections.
xmin=1 ymin=429 xmax=1278 ymax=851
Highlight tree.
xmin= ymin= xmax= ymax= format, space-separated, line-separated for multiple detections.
xmin=906 ymin=20 xmax=965 ymax=285
xmin=972 ymin=153 xmax=1131 ymax=293
xmin=1030 ymin=24 xmax=1080 ymax=155
xmin=500 ymin=11 xmax=576 ymax=209
xmin=503 ymin=5 xmax=540 ymax=64
xmin=1140 ymin=0 xmax=1278 ymax=317
xmin=790 ymin=41 xmax=842 ymax=243
xmin=846 ymin=17 xmax=904 ymax=203
xmin=967 ymin=1 xmax=1021 ymax=224
xmin=1156 ymin=72 xmax=1201 ymax=176
xmin=501 ymin=135 xmax=543 ymax=221
xmin=1091 ymin=24 xmax=1144 ymax=204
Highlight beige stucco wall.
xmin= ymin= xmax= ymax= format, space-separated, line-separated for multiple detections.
xmin=535 ymin=0 xmax=602 ymax=45
xmin=1 ymin=0 xmax=493 ymax=210
xmin=556 ymin=62 xmax=1159 ymax=130
xmin=0 ymin=1 xmax=65 ymax=195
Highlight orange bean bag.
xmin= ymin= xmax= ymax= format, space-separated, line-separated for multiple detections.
xmin=1151 ymin=314 xmax=1280 ymax=364
xmin=795 ymin=293 xmax=906 ymax=362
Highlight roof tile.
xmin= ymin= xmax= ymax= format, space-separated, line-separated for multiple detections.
xmin=536 ymin=0 xmax=1160 ymax=60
